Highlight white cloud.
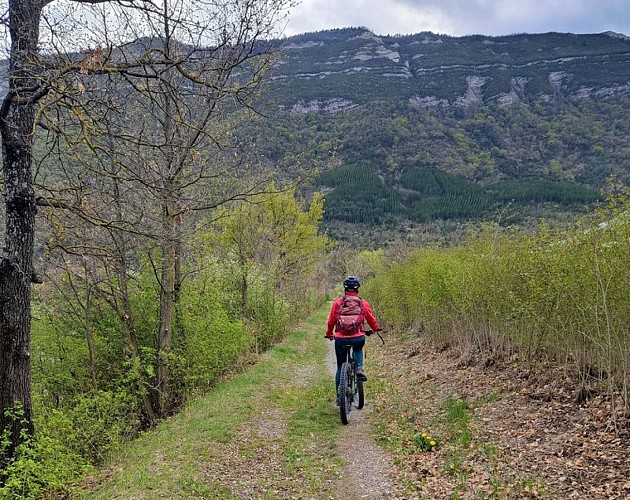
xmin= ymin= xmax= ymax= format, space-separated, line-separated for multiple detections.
xmin=284 ymin=0 xmax=630 ymax=37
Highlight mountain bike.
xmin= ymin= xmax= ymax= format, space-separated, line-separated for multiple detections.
xmin=336 ymin=329 xmax=384 ymax=425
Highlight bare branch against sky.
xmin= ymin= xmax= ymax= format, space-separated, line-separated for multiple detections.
xmin=0 ymin=0 xmax=294 ymax=54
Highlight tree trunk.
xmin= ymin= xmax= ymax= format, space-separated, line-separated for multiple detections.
xmin=0 ymin=0 xmax=43 ymax=460
xmin=118 ymin=263 xmax=159 ymax=424
xmin=155 ymin=29 xmax=181 ymax=414
xmin=111 ymin=173 xmax=158 ymax=424
xmin=157 ymin=188 xmax=177 ymax=416
xmin=173 ymin=227 xmax=185 ymax=352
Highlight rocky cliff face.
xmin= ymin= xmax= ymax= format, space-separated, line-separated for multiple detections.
xmin=2 ymin=28 xmax=628 ymax=113
xmin=266 ymin=28 xmax=630 ymax=111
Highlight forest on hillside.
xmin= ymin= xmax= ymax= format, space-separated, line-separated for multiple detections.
xmin=239 ymin=95 xmax=629 ymax=236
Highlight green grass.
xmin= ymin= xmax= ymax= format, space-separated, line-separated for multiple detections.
xmin=442 ymin=397 xmax=473 ymax=449
xmin=439 ymin=397 xmax=473 ymax=478
xmin=78 ymin=306 xmax=343 ymax=499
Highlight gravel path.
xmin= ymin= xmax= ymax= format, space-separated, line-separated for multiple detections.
xmin=326 ymin=340 xmax=396 ymax=499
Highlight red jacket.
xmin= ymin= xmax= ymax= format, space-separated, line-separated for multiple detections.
xmin=326 ymin=290 xmax=380 ymax=339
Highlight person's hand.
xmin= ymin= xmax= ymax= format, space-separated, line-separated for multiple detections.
xmin=325 ymin=333 xmax=333 ymax=341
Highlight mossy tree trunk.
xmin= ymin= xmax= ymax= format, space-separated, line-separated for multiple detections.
xmin=0 ymin=0 xmax=44 ymax=461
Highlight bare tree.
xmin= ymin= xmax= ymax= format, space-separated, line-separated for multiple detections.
xmin=0 ymin=0 xmax=294 ymax=458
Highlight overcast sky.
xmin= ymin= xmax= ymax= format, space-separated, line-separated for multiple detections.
xmin=282 ymin=0 xmax=630 ymax=38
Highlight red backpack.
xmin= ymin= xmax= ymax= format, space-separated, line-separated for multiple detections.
xmin=335 ymin=295 xmax=365 ymax=335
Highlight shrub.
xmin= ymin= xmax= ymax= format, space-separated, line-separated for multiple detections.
xmin=0 ymin=407 xmax=92 ymax=499
xmin=365 ymin=184 xmax=630 ymax=405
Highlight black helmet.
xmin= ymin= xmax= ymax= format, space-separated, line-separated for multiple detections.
xmin=343 ymin=275 xmax=361 ymax=291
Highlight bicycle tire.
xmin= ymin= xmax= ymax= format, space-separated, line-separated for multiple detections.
xmin=355 ymin=379 xmax=364 ymax=409
xmin=339 ymin=361 xmax=352 ymax=425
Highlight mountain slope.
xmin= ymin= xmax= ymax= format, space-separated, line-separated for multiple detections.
xmin=242 ymin=28 xmax=630 ymax=234
xmin=265 ymin=28 xmax=630 ymax=109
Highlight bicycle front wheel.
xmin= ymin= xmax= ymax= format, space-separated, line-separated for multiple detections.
xmin=355 ymin=379 xmax=364 ymax=409
xmin=339 ymin=362 xmax=352 ymax=425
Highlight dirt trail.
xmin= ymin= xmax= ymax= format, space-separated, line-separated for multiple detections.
xmin=83 ymin=310 xmax=402 ymax=499
xmin=326 ymin=341 xmax=396 ymax=499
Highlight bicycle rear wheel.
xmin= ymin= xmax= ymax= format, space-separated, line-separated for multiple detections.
xmin=339 ymin=362 xmax=352 ymax=425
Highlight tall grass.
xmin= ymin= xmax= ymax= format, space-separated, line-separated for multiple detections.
xmin=365 ymin=185 xmax=630 ymax=411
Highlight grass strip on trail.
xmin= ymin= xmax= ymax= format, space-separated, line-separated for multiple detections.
xmin=80 ymin=306 xmax=344 ymax=499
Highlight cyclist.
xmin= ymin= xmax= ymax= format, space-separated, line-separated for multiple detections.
xmin=325 ymin=276 xmax=380 ymax=404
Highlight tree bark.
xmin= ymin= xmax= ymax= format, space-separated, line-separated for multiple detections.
xmin=0 ymin=0 xmax=44 ymax=459
xmin=157 ymin=185 xmax=177 ymax=416
xmin=156 ymin=25 xmax=181 ymax=416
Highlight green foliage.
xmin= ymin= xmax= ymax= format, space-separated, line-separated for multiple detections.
xmin=211 ymin=184 xmax=330 ymax=319
xmin=318 ymin=162 xmax=600 ymax=225
xmin=244 ymin=87 xmax=628 ymax=236
xmin=0 ymin=407 xmax=92 ymax=499
xmin=365 ymin=184 xmax=630 ymax=395
xmin=174 ymin=266 xmax=252 ymax=393
xmin=354 ymin=249 xmax=389 ymax=279
xmin=42 ymin=390 xmax=140 ymax=465
xmin=400 ymin=167 xmax=496 ymax=221
xmin=0 ymin=384 xmax=145 ymax=496
xmin=244 ymin=280 xmax=292 ymax=351
xmin=319 ymin=164 xmax=403 ymax=223
xmin=490 ymin=179 xmax=599 ymax=205
xmin=26 ymin=210 xmax=328 ymax=495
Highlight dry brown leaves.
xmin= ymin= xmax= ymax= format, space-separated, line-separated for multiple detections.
xmin=369 ymin=334 xmax=630 ymax=499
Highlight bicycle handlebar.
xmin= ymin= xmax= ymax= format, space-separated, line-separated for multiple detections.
xmin=365 ymin=329 xmax=385 ymax=345
xmin=363 ymin=328 xmax=382 ymax=336
xmin=324 ymin=329 xmax=385 ymax=344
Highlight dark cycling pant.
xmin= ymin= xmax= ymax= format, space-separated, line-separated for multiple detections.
xmin=334 ymin=335 xmax=365 ymax=394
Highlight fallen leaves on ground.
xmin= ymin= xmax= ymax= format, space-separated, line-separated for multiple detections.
xmin=369 ymin=333 xmax=630 ymax=499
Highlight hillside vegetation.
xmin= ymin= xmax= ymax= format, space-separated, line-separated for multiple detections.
xmin=363 ymin=184 xmax=630 ymax=409
xmin=236 ymin=28 xmax=630 ymax=238
xmin=242 ymin=96 xmax=628 ymax=236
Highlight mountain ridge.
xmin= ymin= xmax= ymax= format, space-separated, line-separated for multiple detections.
xmin=264 ymin=27 xmax=630 ymax=111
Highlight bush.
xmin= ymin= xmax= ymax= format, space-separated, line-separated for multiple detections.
xmin=365 ymin=184 xmax=630 ymax=403
xmin=42 ymin=390 xmax=141 ymax=465
xmin=176 ymin=274 xmax=252 ymax=393
xmin=0 ymin=407 xmax=92 ymax=499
